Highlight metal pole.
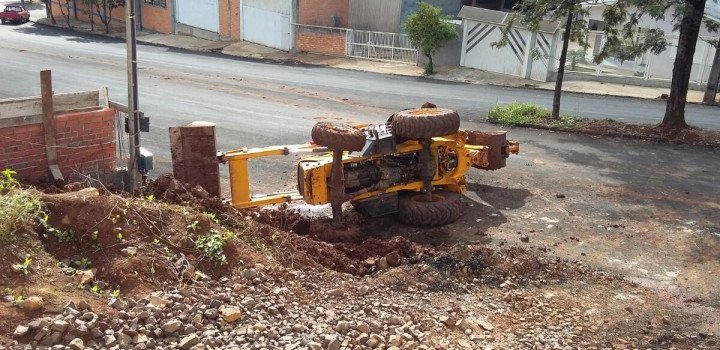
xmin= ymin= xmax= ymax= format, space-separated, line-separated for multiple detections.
xmin=126 ymin=0 xmax=141 ymax=191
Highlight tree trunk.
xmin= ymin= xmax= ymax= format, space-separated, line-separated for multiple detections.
xmin=425 ymin=53 xmax=434 ymax=75
xmin=46 ymin=1 xmax=56 ymax=24
xmin=106 ymin=8 xmax=112 ymax=34
xmin=89 ymin=1 xmax=94 ymax=32
xmin=58 ymin=2 xmax=70 ymax=28
xmin=703 ymin=45 xmax=720 ymax=104
xmin=661 ymin=0 xmax=707 ymax=130
xmin=552 ymin=7 xmax=575 ymax=120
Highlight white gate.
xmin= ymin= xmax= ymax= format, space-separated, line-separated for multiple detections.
xmin=565 ymin=32 xmax=720 ymax=84
xmin=346 ymin=29 xmax=419 ymax=64
xmin=242 ymin=0 xmax=293 ymax=51
xmin=176 ymin=0 xmax=219 ymax=33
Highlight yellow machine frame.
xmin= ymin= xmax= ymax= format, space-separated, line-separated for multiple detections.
xmin=219 ymin=130 xmax=492 ymax=209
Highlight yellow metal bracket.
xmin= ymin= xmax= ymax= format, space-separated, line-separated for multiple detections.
xmin=464 ymin=144 xmax=490 ymax=168
xmin=219 ymin=143 xmax=326 ymax=209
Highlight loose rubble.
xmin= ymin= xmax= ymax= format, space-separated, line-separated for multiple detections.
xmin=8 ymin=255 xmax=717 ymax=350
xmin=2 ymin=185 xmax=717 ymax=349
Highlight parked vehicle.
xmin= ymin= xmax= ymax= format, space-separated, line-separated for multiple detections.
xmin=0 ymin=5 xmax=30 ymax=24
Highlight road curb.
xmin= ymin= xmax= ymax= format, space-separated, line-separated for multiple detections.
xmin=27 ymin=19 xmax=716 ymax=108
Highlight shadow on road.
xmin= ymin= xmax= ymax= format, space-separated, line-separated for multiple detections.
xmin=530 ymin=134 xmax=719 ymax=198
xmin=361 ymin=184 xmax=532 ymax=246
xmin=12 ymin=23 xmax=122 ymax=44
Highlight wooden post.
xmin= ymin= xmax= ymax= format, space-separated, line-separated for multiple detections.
xmin=40 ymin=70 xmax=64 ymax=181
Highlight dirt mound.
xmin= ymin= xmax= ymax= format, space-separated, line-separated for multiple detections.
xmin=34 ymin=188 xmax=268 ymax=293
xmin=255 ymin=205 xmax=312 ymax=234
xmin=140 ymin=174 xmax=228 ymax=212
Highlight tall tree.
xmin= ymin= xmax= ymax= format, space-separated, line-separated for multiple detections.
xmin=494 ymin=0 xmax=593 ymax=120
xmin=601 ymin=0 xmax=719 ymax=130
xmin=58 ymin=0 xmax=72 ymax=28
xmin=86 ymin=0 xmax=95 ymax=32
xmin=499 ymin=0 xmax=718 ymax=129
xmin=41 ymin=0 xmax=56 ymax=24
xmin=661 ymin=0 xmax=708 ymax=128
xmin=404 ymin=1 xmax=459 ymax=75
xmin=84 ymin=0 xmax=125 ymax=34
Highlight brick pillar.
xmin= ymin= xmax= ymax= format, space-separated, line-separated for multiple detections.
xmin=169 ymin=121 xmax=221 ymax=197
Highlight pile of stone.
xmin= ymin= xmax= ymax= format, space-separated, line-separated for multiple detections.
xmin=9 ymin=258 xmax=616 ymax=350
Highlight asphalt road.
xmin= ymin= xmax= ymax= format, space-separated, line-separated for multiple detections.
xmin=1 ymin=22 xmax=719 ymax=192
xmin=2 ymin=15 xmax=720 ymax=313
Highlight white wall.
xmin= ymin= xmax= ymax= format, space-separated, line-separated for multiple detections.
xmin=587 ymin=5 xmax=717 ymax=37
xmin=586 ymin=4 xmax=719 ymax=83
xmin=243 ymin=0 xmax=293 ymax=16
xmin=460 ymin=19 xmax=556 ymax=81
xmin=176 ymin=0 xmax=219 ymax=33
xmin=242 ymin=0 xmax=294 ymax=51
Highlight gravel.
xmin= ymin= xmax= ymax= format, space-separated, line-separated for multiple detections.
xmin=6 ymin=252 xmax=718 ymax=349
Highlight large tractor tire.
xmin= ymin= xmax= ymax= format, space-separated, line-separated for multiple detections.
xmin=391 ymin=108 xmax=460 ymax=139
xmin=311 ymin=122 xmax=366 ymax=152
xmin=398 ymin=190 xmax=463 ymax=227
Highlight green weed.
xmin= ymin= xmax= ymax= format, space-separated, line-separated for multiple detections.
xmin=54 ymin=229 xmax=75 ymax=243
xmin=75 ymin=257 xmax=92 ymax=269
xmin=195 ymin=229 xmax=228 ymax=265
xmin=487 ymin=102 xmax=581 ymax=130
xmin=90 ymin=284 xmax=103 ymax=295
xmin=186 ymin=220 xmax=200 ymax=232
xmin=18 ymin=256 xmax=32 ymax=275
xmin=0 ymin=169 xmax=43 ymax=241
xmin=206 ymin=212 xmax=220 ymax=224
xmin=12 ymin=295 xmax=24 ymax=308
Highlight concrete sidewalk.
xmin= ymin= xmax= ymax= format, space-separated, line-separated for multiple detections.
xmin=32 ymin=16 xmax=711 ymax=104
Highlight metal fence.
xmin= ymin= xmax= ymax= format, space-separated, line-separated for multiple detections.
xmin=346 ymin=29 xmax=419 ymax=64
xmin=562 ymin=32 xmax=720 ymax=85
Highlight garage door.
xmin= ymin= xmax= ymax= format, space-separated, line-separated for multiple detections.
xmin=176 ymin=0 xmax=219 ymax=33
xmin=242 ymin=0 xmax=293 ymax=51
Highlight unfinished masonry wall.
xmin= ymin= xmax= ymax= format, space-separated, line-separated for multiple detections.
xmin=296 ymin=27 xmax=347 ymax=56
xmin=0 ymin=109 xmax=116 ymax=183
xmin=296 ymin=0 xmax=348 ymax=56
xmin=50 ymin=0 xmax=173 ymax=34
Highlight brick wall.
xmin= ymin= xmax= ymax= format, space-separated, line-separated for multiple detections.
xmin=50 ymin=0 xmax=173 ymax=34
xmin=140 ymin=2 xmax=173 ymax=34
xmin=219 ymin=0 xmax=241 ymax=40
xmin=0 ymin=109 xmax=116 ymax=183
xmin=299 ymin=0 xmax=349 ymax=27
xmin=296 ymin=29 xmax=347 ymax=56
xmin=0 ymin=124 xmax=48 ymax=182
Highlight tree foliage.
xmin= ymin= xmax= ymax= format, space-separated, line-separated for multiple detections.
xmin=81 ymin=0 xmax=125 ymax=34
xmin=40 ymin=0 xmax=56 ymax=24
xmin=404 ymin=2 xmax=458 ymax=74
xmin=495 ymin=0 xmax=719 ymax=129
xmin=494 ymin=0 xmax=591 ymax=119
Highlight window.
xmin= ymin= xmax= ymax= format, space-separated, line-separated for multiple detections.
xmin=588 ymin=19 xmax=606 ymax=31
xmin=144 ymin=0 xmax=166 ymax=8
xmin=503 ymin=0 xmax=520 ymax=10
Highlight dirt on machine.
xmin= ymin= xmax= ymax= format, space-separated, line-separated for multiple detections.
xmin=218 ymin=104 xmax=519 ymax=237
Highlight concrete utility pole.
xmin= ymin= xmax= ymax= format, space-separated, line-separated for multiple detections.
xmin=703 ymin=46 xmax=720 ymax=104
xmin=126 ymin=0 xmax=141 ymax=191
